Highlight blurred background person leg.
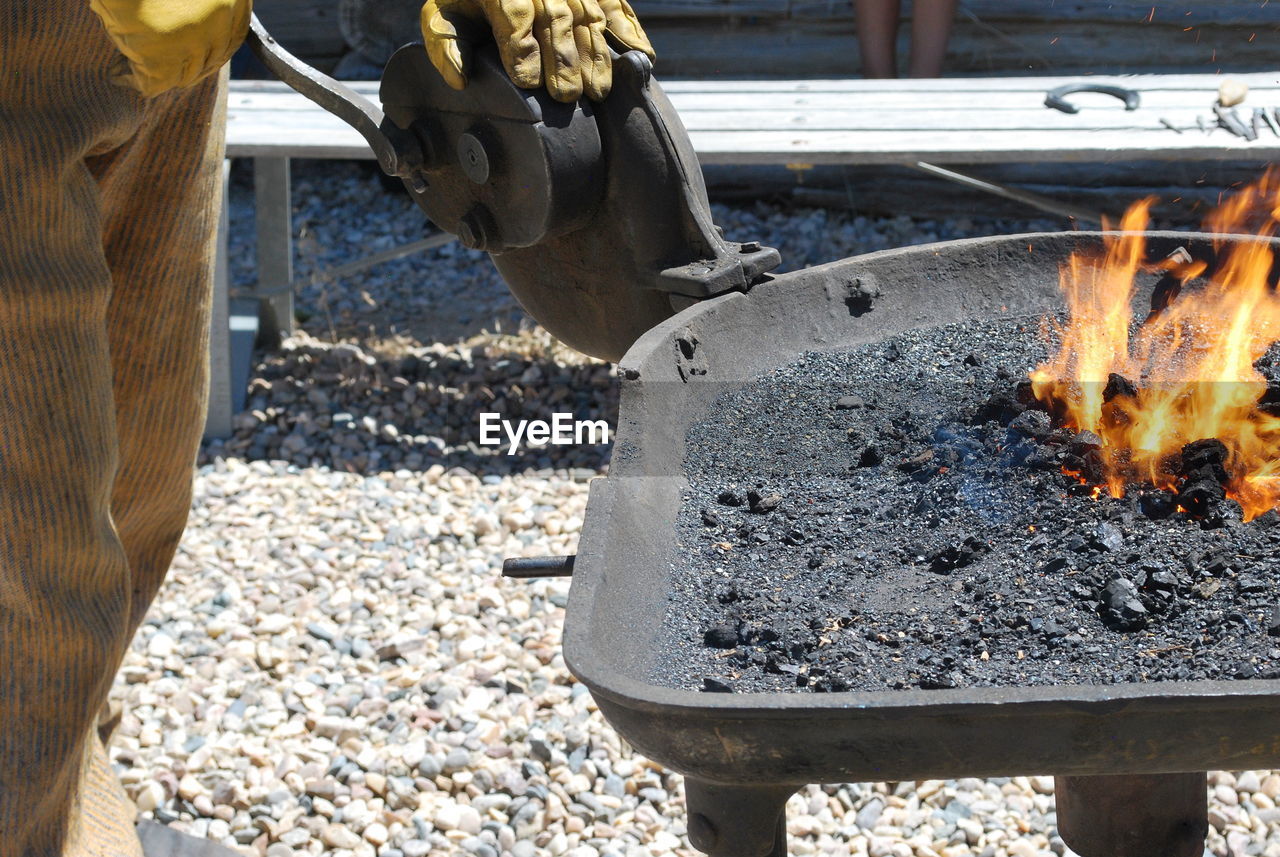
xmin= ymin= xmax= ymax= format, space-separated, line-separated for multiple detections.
xmin=854 ymin=0 xmax=900 ymax=78
xmin=854 ymin=0 xmax=956 ymax=78
xmin=908 ymin=0 xmax=957 ymax=78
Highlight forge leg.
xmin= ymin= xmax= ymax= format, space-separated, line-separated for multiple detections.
xmin=1054 ymin=772 xmax=1207 ymax=857
xmin=683 ymin=779 xmax=798 ymax=857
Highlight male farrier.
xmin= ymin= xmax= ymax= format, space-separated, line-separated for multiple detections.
xmin=0 ymin=2 xmax=652 ymax=854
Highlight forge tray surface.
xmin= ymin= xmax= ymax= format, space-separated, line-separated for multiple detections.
xmin=656 ymin=317 xmax=1280 ymax=695
xmin=565 ymin=231 xmax=1280 ymax=784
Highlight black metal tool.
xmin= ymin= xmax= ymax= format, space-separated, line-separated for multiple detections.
xmin=1264 ymin=108 xmax=1280 ymax=138
xmin=1214 ymin=104 xmax=1257 ymax=140
xmin=502 ymin=555 xmax=575 ymax=578
xmin=1044 ymin=83 xmax=1140 ymax=114
xmin=244 ymin=14 xmax=778 ymax=363
xmin=246 ymin=15 xmax=425 ymax=185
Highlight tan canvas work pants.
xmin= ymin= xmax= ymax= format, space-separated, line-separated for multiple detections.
xmin=0 ymin=4 xmax=226 ymax=854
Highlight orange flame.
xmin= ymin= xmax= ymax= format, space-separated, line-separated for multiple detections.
xmin=1030 ymin=172 xmax=1280 ymax=521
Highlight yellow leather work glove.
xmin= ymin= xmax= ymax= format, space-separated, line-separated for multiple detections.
xmin=421 ymin=0 xmax=654 ymax=103
xmin=89 ymin=0 xmax=252 ymax=97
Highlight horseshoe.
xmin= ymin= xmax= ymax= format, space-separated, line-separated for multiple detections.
xmin=1045 ymin=83 xmax=1141 ymax=114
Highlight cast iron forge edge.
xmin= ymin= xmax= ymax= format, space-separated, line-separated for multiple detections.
xmin=563 ymin=231 xmax=1280 ymax=857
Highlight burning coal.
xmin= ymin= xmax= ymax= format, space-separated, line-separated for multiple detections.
xmin=1030 ymin=172 xmax=1280 ymax=520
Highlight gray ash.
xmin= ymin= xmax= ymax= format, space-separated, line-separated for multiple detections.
xmin=655 ymin=318 xmax=1280 ymax=694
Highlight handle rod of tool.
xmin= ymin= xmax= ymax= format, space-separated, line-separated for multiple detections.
xmin=503 ymin=555 xmax=577 ymax=578
xmin=245 ymin=13 xmax=407 ymax=177
xmin=231 ymin=232 xmax=458 ymax=301
xmin=911 ymin=162 xmax=1104 ymax=226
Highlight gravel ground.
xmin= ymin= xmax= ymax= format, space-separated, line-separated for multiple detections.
xmin=108 ymin=159 xmax=1280 ymax=856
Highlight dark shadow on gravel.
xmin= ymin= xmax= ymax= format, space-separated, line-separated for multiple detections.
xmin=200 ymin=337 xmax=618 ymax=479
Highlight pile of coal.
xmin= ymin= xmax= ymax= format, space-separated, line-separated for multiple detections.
xmin=661 ymin=323 xmax=1280 ymax=694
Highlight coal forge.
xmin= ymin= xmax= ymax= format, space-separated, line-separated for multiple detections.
xmin=568 ymin=228 xmax=1280 ymax=857
xmin=656 ymin=317 xmax=1280 ymax=694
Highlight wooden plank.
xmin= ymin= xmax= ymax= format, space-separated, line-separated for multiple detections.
xmin=229 ymin=140 xmax=375 ymax=159
xmin=253 ymin=158 xmax=295 ymax=340
xmin=677 ymin=110 xmax=1238 ymax=132
xmin=220 ymin=121 xmax=1261 ymax=147
xmin=230 ymin=80 xmax=380 ymax=96
xmin=660 ymin=73 xmax=1280 ymax=91
xmin=683 ymin=128 xmax=1280 ymax=164
xmin=227 ymin=73 xmax=1280 ymax=97
xmin=223 ymin=74 xmax=1280 ymax=165
xmin=225 ymin=78 xmax=1280 ymax=144
xmin=660 ymin=93 xmax=1275 ymax=112
xmin=225 ymin=87 xmax=1280 ymax=114
xmin=205 ymin=161 xmax=233 ymax=441
xmin=227 ymin=90 xmax=1269 ymax=122
xmin=225 ymin=77 xmax=1280 ymax=119
xmin=224 ymin=100 xmax=1157 ymax=129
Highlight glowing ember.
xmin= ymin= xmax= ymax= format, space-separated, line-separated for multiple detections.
xmin=1030 ymin=173 xmax=1280 ymax=521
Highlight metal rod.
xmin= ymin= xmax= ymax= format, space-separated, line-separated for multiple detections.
xmin=910 ymin=161 xmax=1105 ymax=226
xmin=253 ymin=157 xmax=294 ymax=340
xmin=230 ymin=232 xmax=456 ymax=301
xmin=1265 ymin=107 xmax=1280 ymax=138
xmin=502 ymin=555 xmax=576 ymax=578
xmin=323 ymin=232 xmax=457 ymax=280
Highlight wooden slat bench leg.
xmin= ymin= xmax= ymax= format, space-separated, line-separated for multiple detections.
xmin=204 ymin=159 xmax=234 ymax=440
xmin=253 ymin=155 xmax=294 ymax=343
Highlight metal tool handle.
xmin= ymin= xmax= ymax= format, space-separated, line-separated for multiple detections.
xmin=502 ymin=555 xmax=576 ymax=578
xmin=244 ymin=13 xmax=420 ymax=178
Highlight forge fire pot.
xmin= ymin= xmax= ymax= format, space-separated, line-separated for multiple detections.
xmin=561 ymin=231 xmax=1280 ymax=857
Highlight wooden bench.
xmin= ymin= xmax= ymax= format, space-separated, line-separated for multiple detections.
xmin=210 ymin=70 xmax=1280 ymax=436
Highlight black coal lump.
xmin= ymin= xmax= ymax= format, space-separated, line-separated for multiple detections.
xmin=703 ymin=625 xmax=738 ymax=649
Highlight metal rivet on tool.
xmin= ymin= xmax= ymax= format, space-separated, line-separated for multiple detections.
xmin=457 ymin=132 xmax=491 ymax=184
